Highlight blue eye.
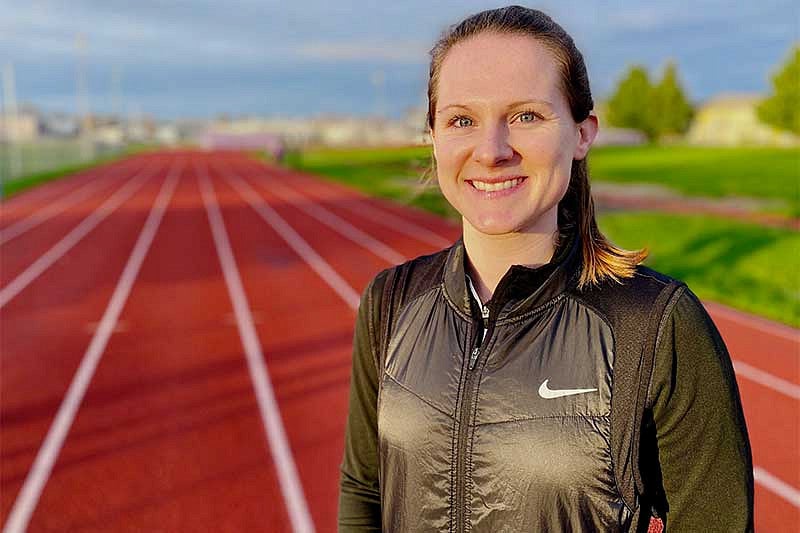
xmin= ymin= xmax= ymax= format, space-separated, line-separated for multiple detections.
xmin=450 ymin=115 xmax=473 ymax=128
xmin=518 ymin=111 xmax=537 ymax=123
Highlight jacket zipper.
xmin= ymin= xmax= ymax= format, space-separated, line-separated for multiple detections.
xmin=456 ymin=275 xmax=508 ymax=532
xmin=466 ymin=276 xmax=490 ymax=371
xmin=455 ymin=324 xmax=479 ymax=533
xmin=468 ymin=305 xmax=489 ymax=370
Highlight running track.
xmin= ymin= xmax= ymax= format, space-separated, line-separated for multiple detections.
xmin=1 ymin=151 xmax=797 ymax=532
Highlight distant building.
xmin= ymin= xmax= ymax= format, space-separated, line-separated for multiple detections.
xmin=203 ymin=113 xmax=428 ymax=149
xmin=201 ymin=131 xmax=284 ymax=156
xmin=126 ymin=115 xmax=157 ymax=142
xmin=0 ymin=109 xmax=40 ymax=142
xmin=593 ymin=127 xmax=647 ymax=146
xmin=592 ymin=103 xmax=647 ymax=146
xmin=40 ymin=112 xmax=80 ymax=137
xmin=687 ymin=93 xmax=799 ymax=146
xmin=155 ymin=124 xmax=180 ymax=145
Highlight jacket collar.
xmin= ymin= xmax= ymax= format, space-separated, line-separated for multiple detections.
xmin=443 ymin=229 xmax=581 ymax=321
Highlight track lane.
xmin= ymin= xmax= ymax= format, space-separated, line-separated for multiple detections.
xmin=231 ymin=158 xmax=450 ymax=261
xmin=16 ymin=157 xmax=292 ymax=532
xmin=0 ymin=157 xmax=153 ymax=287
xmin=198 ymin=162 xmax=312 ymax=532
xmin=713 ymin=308 xmax=800 ymax=386
xmin=0 ymin=162 xmax=160 ymax=307
xmin=211 ymin=160 xmax=371 ymax=531
xmin=0 ymin=157 xmax=145 ymax=227
xmin=0 ymin=156 xmax=172 ymax=523
xmin=216 ymin=165 xmax=387 ymax=302
xmin=248 ymin=156 xmax=461 ymax=241
xmin=3 ymin=159 xmax=184 ymax=533
xmin=0 ymin=158 xmax=144 ymax=246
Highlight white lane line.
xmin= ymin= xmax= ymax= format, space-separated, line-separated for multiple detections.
xmin=0 ymin=161 xmax=123 ymax=215
xmin=706 ymin=301 xmax=800 ymax=345
xmin=245 ymin=160 xmax=453 ymax=249
xmin=219 ymin=165 xmax=360 ymax=310
xmin=2 ymin=160 xmax=183 ymax=533
xmin=223 ymin=164 xmax=406 ymax=265
xmin=334 ymin=196 xmax=454 ymax=249
xmin=0 ymin=163 xmax=159 ymax=309
xmin=197 ymin=163 xmax=315 ymax=533
xmin=754 ymin=467 xmax=800 ymax=509
xmin=733 ymin=359 xmax=800 ymax=400
xmin=0 ymin=161 xmax=138 ymax=245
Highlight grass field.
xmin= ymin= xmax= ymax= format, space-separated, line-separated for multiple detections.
xmin=284 ymin=144 xmax=799 ymax=326
xmin=598 ymin=212 xmax=799 ymax=326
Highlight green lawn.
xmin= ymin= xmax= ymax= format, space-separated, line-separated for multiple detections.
xmin=283 ymin=144 xmax=799 ymax=326
xmin=598 ymin=212 xmax=799 ymax=327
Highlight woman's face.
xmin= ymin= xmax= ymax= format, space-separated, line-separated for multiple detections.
xmin=431 ymin=32 xmax=596 ymax=237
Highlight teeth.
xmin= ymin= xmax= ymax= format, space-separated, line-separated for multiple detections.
xmin=471 ymin=178 xmax=522 ymax=192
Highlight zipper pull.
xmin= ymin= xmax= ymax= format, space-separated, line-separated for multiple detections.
xmin=469 ymin=306 xmax=489 ymax=370
xmin=469 ymin=347 xmax=481 ymax=370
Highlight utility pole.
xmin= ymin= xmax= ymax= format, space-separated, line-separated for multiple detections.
xmin=76 ymin=33 xmax=92 ymax=161
xmin=370 ymin=69 xmax=387 ymax=145
xmin=111 ymin=65 xmax=122 ymax=120
xmin=370 ymin=70 xmax=386 ymax=120
xmin=2 ymin=62 xmax=22 ymax=195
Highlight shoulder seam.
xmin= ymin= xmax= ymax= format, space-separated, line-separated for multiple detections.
xmin=645 ymin=284 xmax=687 ymax=408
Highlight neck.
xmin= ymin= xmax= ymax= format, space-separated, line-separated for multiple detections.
xmin=463 ymin=216 xmax=558 ymax=303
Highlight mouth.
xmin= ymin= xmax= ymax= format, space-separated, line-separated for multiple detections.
xmin=465 ymin=176 xmax=527 ymax=195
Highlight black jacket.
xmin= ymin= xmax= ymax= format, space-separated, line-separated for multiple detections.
xmin=338 ymin=236 xmax=753 ymax=532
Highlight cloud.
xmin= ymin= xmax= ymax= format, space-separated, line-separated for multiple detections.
xmin=297 ymin=41 xmax=430 ymax=63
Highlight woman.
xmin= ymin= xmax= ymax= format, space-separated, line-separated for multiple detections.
xmin=338 ymin=6 xmax=753 ymax=532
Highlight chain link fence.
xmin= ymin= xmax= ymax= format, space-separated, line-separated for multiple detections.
xmin=0 ymin=139 xmax=126 ymax=198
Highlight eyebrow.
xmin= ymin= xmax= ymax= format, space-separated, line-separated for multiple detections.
xmin=436 ymin=99 xmax=554 ymax=114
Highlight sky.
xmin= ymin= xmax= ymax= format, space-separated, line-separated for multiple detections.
xmin=2 ymin=0 xmax=797 ymax=120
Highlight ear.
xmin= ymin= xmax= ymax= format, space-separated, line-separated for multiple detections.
xmin=573 ymin=112 xmax=598 ymax=160
xmin=429 ymin=127 xmax=437 ymax=160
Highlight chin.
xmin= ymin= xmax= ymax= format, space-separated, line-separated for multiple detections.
xmin=466 ymin=214 xmax=526 ymax=236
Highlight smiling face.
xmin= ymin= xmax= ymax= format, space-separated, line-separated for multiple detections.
xmin=431 ymin=32 xmax=596 ymax=237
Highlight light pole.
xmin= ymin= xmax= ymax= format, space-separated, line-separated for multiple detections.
xmin=76 ymin=33 xmax=93 ymax=161
xmin=2 ymin=62 xmax=23 ymax=195
xmin=370 ymin=69 xmax=386 ymax=120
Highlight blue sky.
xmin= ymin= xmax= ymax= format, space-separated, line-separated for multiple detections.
xmin=2 ymin=0 xmax=797 ymax=119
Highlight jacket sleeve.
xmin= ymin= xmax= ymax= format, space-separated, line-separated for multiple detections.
xmin=648 ymin=288 xmax=754 ymax=532
xmin=338 ymin=273 xmax=387 ymax=531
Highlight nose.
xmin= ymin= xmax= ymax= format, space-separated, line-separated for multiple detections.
xmin=473 ymin=121 xmax=514 ymax=166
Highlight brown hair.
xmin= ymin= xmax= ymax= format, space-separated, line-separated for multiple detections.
xmin=426 ymin=5 xmax=647 ymax=288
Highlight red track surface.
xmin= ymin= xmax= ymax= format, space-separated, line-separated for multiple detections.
xmin=1 ymin=151 xmax=797 ymax=532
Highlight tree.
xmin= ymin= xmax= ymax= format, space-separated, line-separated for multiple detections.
xmin=651 ymin=62 xmax=693 ymax=136
xmin=606 ymin=65 xmax=657 ymax=140
xmin=757 ymin=46 xmax=800 ymax=134
xmin=606 ymin=63 xmax=695 ymax=141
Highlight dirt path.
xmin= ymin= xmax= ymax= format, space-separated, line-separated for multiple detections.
xmin=592 ymin=182 xmax=799 ymax=230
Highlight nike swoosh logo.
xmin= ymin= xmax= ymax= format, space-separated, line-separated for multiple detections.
xmin=538 ymin=379 xmax=598 ymax=399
